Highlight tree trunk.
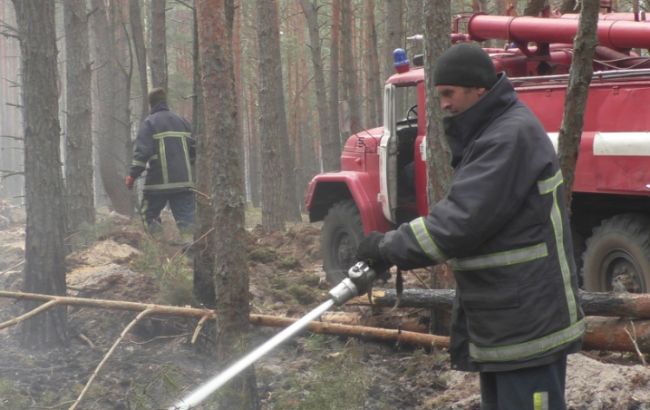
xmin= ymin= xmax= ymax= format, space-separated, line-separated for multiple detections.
xmin=191 ymin=4 xmax=204 ymax=140
xmin=560 ymin=0 xmax=578 ymax=14
xmin=110 ymin=1 xmax=134 ymax=214
xmin=424 ymin=0 xmax=453 ymax=335
xmin=11 ymin=0 xmax=68 ymax=347
xmin=90 ymin=0 xmax=132 ymax=216
xmin=63 ymin=0 xmax=95 ymax=234
xmin=424 ymin=1 xmax=452 ymax=205
xmin=405 ymin=0 xmax=424 ymax=57
xmin=196 ymin=0 xmax=258 ymax=407
xmin=247 ymin=85 xmax=261 ymax=207
xmin=558 ymin=0 xmax=599 ymax=208
xmin=328 ymin=0 xmax=342 ymax=169
xmin=300 ymin=0 xmax=336 ymax=172
xmin=256 ymin=0 xmax=290 ymax=231
xmin=341 ymin=0 xmax=362 ymax=135
xmin=524 ymin=0 xmax=549 ymax=16
xmin=364 ymin=0 xmax=382 ymax=129
xmin=0 ymin=3 xmax=23 ymax=202
xmin=129 ymin=0 xmax=149 ymax=123
xmin=150 ymin=0 xmax=168 ymax=89
xmin=193 ymin=0 xmax=214 ymax=308
xmin=383 ymin=0 xmax=404 ymax=81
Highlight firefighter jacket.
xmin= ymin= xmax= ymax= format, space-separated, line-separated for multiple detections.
xmin=380 ymin=74 xmax=584 ymax=372
xmin=129 ymin=102 xmax=195 ymax=193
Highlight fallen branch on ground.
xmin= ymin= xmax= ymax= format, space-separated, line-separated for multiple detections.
xmin=2 ymin=290 xmax=650 ymax=356
xmin=250 ymin=314 xmax=449 ymax=349
xmin=69 ymin=308 xmax=154 ymax=410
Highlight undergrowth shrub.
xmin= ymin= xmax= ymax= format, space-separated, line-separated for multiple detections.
xmin=131 ymin=237 xmax=194 ymax=306
xmin=66 ymin=219 xmax=115 ymax=251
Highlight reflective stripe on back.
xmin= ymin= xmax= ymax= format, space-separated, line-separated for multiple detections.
xmin=158 ymin=138 xmax=168 ymax=184
xmin=537 ymin=169 xmax=579 ymax=324
xmin=152 ymin=131 xmax=191 ymax=140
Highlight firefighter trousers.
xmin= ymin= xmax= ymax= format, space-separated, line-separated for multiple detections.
xmin=479 ymin=353 xmax=567 ymax=410
xmin=141 ymin=190 xmax=195 ymax=233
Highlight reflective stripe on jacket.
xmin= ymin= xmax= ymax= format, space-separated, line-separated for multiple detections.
xmin=380 ymin=74 xmax=584 ymax=372
xmin=129 ymin=102 xmax=195 ymax=193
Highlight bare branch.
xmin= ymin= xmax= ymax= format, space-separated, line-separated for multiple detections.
xmin=0 ymin=170 xmax=25 ymax=180
xmin=191 ymin=315 xmax=210 ymax=344
xmin=174 ymin=0 xmax=195 ymax=10
xmin=0 ymin=134 xmax=23 ymax=141
xmin=0 ymin=300 xmax=60 ymax=330
xmin=624 ymin=321 xmax=647 ymax=366
xmin=69 ymin=307 xmax=155 ymax=410
xmin=0 ymin=19 xmax=19 ymax=39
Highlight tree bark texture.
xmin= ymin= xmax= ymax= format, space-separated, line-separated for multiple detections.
xmin=149 ymin=0 xmax=168 ymax=89
xmin=129 ymin=0 xmax=149 ymax=123
xmin=364 ymin=0 xmax=382 ymax=129
xmin=300 ymin=0 xmax=336 ymax=172
xmin=383 ymin=0 xmax=404 ymax=81
xmin=341 ymin=0 xmax=362 ymax=135
xmin=197 ymin=0 xmax=258 ymax=407
xmin=256 ymin=0 xmax=291 ymax=231
xmin=557 ymin=0 xmax=598 ymax=208
xmin=193 ymin=3 xmax=216 ymax=309
xmin=405 ymin=0 xmax=424 ymax=57
xmin=424 ymin=0 xmax=452 ymax=205
xmin=0 ymin=4 xmax=24 ymax=201
xmin=328 ymin=0 xmax=342 ymax=167
xmin=110 ymin=1 xmax=134 ymax=214
xmin=64 ymin=0 xmax=95 ymax=233
xmin=524 ymin=0 xmax=549 ymax=16
xmin=560 ymin=0 xmax=578 ymax=14
xmin=191 ymin=4 xmax=205 ymax=140
xmin=90 ymin=0 xmax=132 ymax=216
xmin=12 ymin=0 xmax=68 ymax=347
xmin=246 ymin=85 xmax=261 ymax=207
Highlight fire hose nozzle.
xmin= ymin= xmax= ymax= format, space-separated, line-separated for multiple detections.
xmin=328 ymin=262 xmax=376 ymax=305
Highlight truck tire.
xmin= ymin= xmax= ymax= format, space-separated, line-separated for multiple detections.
xmin=582 ymin=214 xmax=650 ymax=293
xmin=321 ymin=200 xmax=365 ymax=285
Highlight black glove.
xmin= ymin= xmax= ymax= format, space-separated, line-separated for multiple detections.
xmin=356 ymin=232 xmax=391 ymax=282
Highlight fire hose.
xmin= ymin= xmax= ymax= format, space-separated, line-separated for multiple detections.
xmin=169 ymin=262 xmax=377 ymax=410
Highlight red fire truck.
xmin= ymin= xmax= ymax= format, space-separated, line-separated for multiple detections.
xmin=305 ymin=12 xmax=650 ymax=292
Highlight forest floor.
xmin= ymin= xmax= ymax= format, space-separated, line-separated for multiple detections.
xmin=2 ymin=206 xmax=650 ymax=409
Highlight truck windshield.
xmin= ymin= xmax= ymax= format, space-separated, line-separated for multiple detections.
xmin=393 ymin=84 xmax=419 ymax=126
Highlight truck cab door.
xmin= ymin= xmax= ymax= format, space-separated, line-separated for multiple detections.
xmin=379 ymin=84 xmax=398 ymax=223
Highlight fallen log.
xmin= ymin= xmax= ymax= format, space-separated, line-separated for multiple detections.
xmin=0 ymin=290 xmax=446 ymax=349
xmin=583 ymin=317 xmax=650 ymax=355
xmin=351 ymin=288 xmax=650 ymax=319
xmin=2 ymin=290 xmax=650 ymax=353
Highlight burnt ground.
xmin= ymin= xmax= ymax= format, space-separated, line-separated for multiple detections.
xmin=1 ymin=208 xmax=650 ymax=409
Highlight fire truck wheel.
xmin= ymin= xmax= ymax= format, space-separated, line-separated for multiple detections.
xmin=321 ymin=200 xmax=364 ymax=285
xmin=582 ymin=214 xmax=650 ymax=293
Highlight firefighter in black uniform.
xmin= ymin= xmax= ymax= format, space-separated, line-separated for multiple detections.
xmin=125 ymin=88 xmax=195 ymax=239
xmin=356 ymin=43 xmax=584 ymax=410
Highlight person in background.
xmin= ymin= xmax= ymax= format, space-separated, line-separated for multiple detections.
xmin=125 ymin=88 xmax=196 ymax=243
xmin=356 ymin=43 xmax=584 ymax=410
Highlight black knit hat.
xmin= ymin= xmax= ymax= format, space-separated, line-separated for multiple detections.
xmin=148 ymin=88 xmax=167 ymax=107
xmin=434 ymin=43 xmax=497 ymax=89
